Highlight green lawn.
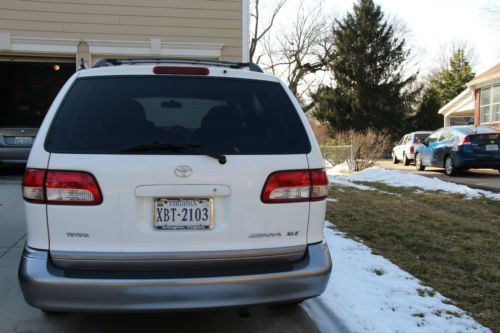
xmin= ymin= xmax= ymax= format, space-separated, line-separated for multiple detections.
xmin=326 ymin=183 xmax=500 ymax=332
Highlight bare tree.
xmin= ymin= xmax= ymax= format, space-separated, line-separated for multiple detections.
xmin=482 ymin=2 xmax=500 ymax=31
xmin=249 ymin=0 xmax=287 ymax=63
xmin=437 ymin=39 xmax=477 ymax=70
xmin=261 ymin=1 xmax=333 ymax=111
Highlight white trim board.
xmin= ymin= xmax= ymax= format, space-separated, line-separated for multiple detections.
xmin=0 ymin=33 xmax=225 ymax=59
xmin=86 ymin=39 xmax=224 ymax=58
xmin=0 ymin=33 xmax=78 ymax=54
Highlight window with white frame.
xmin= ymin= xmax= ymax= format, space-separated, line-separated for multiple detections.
xmin=480 ymin=85 xmax=500 ymax=123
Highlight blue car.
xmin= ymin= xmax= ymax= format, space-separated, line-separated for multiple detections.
xmin=415 ymin=125 xmax=500 ymax=176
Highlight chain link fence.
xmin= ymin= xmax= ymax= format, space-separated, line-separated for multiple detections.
xmin=320 ymin=145 xmax=354 ymax=172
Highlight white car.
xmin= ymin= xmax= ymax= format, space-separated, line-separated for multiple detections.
xmin=19 ymin=59 xmax=331 ymax=312
xmin=392 ymin=131 xmax=432 ymax=166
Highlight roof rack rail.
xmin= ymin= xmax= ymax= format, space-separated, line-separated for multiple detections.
xmin=92 ymin=58 xmax=264 ymax=73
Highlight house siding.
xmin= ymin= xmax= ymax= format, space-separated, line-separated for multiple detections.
xmin=0 ymin=0 xmax=243 ymax=61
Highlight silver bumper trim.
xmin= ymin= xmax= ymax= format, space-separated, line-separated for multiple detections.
xmin=50 ymin=245 xmax=306 ymax=269
xmin=19 ymin=242 xmax=332 ymax=312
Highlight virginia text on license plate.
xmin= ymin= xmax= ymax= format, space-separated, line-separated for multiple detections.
xmin=154 ymin=198 xmax=213 ymax=230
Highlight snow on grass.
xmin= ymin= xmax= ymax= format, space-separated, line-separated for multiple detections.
xmin=327 ymin=166 xmax=500 ymax=200
xmin=329 ymin=177 xmax=377 ymax=191
xmin=327 ymin=161 xmax=351 ymax=175
xmin=303 ymin=224 xmax=491 ymax=333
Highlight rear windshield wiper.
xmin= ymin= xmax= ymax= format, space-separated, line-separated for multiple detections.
xmin=120 ymin=143 xmax=226 ymax=164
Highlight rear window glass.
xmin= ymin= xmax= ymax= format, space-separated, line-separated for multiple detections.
xmin=456 ymin=126 xmax=499 ymax=135
xmin=45 ymin=76 xmax=311 ymax=155
xmin=413 ymin=133 xmax=430 ymax=143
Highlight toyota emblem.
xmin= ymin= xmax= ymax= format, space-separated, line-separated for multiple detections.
xmin=175 ymin=165 xmax=193 ymax=178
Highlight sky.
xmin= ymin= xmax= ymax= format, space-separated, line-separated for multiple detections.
xmin=270 ymin=0 xmax=500 ymax=76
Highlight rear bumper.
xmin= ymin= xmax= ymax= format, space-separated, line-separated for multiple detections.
xmin=453 ymin=152 xmax=500 ymax=169
xmin=0 ymin=146 xmax=31 ymax=164
xmin=19 ymin=242 xmax=332 ymax=312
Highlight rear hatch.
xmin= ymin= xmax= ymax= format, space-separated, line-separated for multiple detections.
xmin=469 ymin=133 xmax=500 ymax=155
xmin=43 ymin=71 xmax=313 ymax=264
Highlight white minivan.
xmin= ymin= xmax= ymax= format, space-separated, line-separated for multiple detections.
xmin=18 ymin=59 xmax=331 ymax=312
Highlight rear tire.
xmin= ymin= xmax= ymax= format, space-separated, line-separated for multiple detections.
xmin=415 ymin=153 xmax=425 ymax=171
xmin=444 ymin=156 xmax=457 ymax=176
xmin=392 ymin=153 xmax=399 ymax=164
xmin=403 ymin=153 xmax=410 ymax=166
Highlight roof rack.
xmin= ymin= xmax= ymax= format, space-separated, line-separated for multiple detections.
xmin=92 ymin=58 xmax=264 ymax=73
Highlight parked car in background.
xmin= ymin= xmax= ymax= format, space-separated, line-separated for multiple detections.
xmin=415 ymin=125 xmax=500 ymax=176
xmin=392 ymin=131 xmax=432 ymax=166
xmin=18 ymin=59 xmax=332 ymax=313
xmin=0 ymin=128 xmax=38 ymax=166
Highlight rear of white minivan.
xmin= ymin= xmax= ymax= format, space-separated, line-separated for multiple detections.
xmin=18 ymin=62 xmax=331 ymax=312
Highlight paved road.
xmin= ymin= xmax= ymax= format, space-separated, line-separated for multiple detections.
xmin=0 ymin=178 xmax=320 ymax=333
xmin=376 ymin=159 xmax=500 ymax=192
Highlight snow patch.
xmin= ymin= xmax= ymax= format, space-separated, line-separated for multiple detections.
xmin=328 ymin=166 xmax=500 ymax=200
xmin=304 ymin=224 xmax=491 ymax=333
xmin=327 ymin=161 xmax=351 ymax=175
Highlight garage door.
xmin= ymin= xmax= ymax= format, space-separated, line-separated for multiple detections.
xmin=0 ymin=58 xmax=75 ymax=164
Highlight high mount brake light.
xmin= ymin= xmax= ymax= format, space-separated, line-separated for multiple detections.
xmin=153 ymin=66 xmax=209 ymax=75
xmin=22 ymin=169 xmax=102 ymax=205
xmin=261 ymin=169 xmax=329 ymax=203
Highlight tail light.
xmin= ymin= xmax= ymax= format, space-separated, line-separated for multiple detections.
xmin=261 ymin=169 xmax=329 ymax=203
xmin=22 ymin=169 xmax=45 ymax=203
xmin=22 ymin=169 xmax=102 ymax=205
xmin=459 ymin=135 xmax=472 ymax=145
xmin=45 ymin=171 xmax=102 ymax=205
xmin=310 ymin=169 xmax=329 ymax=200
xmin=409 ymin=145 xmax=415 ymax=153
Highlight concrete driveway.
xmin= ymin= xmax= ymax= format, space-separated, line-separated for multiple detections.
xmin=0 ymin=176 xmax=319 ymax=333
xmin=376 ymin=159 xmax=500 ymax=192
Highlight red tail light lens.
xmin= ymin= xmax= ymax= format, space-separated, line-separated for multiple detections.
xmin=46 ymin=171 xmax=102 ymax=205
xmin=153 ymin=66 xmax=209 ymax=75
xmin=261 ymin=170 xmax=311 ymax=203
xmin=459 ymin=135 xmax=472 ymax=145
xmin=22 ymin=169 xmax=102 ymax=205
xmin=261 ymin=169 xmax=329 ymax=203
xmin=22 ymin=169 xmax=46 ymax=203
xmin=410 ymin=145 xmax=415 ymax=153
xmin=310 ymin=169 xmax=329 ymax=200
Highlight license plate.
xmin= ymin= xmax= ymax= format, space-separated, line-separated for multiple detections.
xmin=485 ymin=144 xmax=498 ymax=151
xmin=154 ymin=198 xmax=213 ymax=230
xmin=14 ymin=136 xmax=33 ymax=145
